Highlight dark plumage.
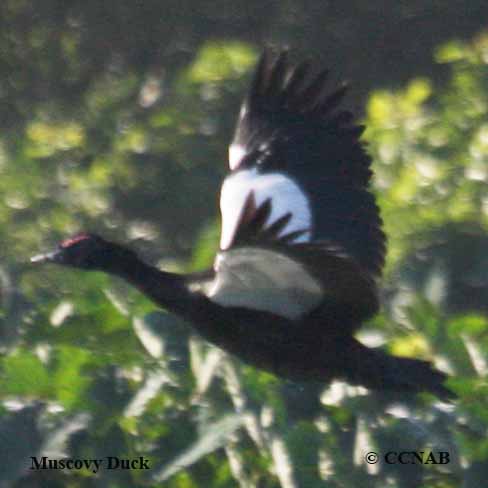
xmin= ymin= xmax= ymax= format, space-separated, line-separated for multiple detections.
xmin=32 ymin=50 xmax=453 ymax=399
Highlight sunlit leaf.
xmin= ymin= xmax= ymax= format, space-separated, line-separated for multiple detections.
xmin=1 ymin=352 xmax=51 ymax=396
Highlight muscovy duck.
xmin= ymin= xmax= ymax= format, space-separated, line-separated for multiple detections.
xmin=32 ymin=50 xmax=453 ymax=399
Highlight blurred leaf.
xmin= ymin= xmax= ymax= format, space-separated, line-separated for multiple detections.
xmin=188 ymin=41 xmax=257 ymax=83
xmin=52 ymin=346 xmax=92 ymax=408
xmin=435 ymin=40 xmax=468 ymax=63
xmin=1 ymin=351 xmax=50 ymax=396
xmin=448 ymin=315 xmax=488 ymax=337
xmin=152 ymin=413 xmax=245 ymax=482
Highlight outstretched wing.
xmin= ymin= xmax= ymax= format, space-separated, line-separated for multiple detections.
xmin=208 ymin=50 xmax=385 ymax=323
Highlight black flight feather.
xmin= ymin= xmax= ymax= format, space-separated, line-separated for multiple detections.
xmin=228 ymin=49 xmax=386 ymax=279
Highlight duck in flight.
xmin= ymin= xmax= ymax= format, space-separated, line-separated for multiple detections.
xmin=32 ymin=50 xmax=453 ymax=399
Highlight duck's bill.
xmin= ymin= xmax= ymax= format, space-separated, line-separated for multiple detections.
xmin=30 ymin=249 xmax=61 ymax=264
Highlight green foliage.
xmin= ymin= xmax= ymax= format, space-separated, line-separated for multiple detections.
xmin=1 ymin=11 xmax=488 ymax=488
xmin=1 ymin=351 xmax=51 ymax=397
xmin=187 ymin=42 xmax=257 ymax=83
xmin=365 ymin=34 xmax=488 ymax=267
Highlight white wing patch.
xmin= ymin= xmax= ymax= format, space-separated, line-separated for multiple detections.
xmin=228 ymin=143 xmax=247 ymax=170
xmin=205 ymin=248 xmax=323 ymax=320
xmin=220 ymin=168 xmax=312 ymax=249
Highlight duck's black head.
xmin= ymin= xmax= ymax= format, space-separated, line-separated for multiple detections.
xmin=31 ymin=233 xmax=136 ymax=273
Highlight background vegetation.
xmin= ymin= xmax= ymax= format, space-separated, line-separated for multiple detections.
xmin=1 ymin=2 xmax=488 ymax=487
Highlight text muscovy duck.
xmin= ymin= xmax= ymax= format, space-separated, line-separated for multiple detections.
xmin=32 ymin=50 xmax=453 ymax=399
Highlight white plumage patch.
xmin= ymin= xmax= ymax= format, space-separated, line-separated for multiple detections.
xmin=220 ymin=168 xmax=312 ymax=249
xmin=228 ymin=143 xmax=247 ymax=170
xmin=205 ymin=248 xmax=323 ymax=320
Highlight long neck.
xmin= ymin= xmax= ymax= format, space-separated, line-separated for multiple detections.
xmin=108 ymin=251 xmax=196 ymax=317
xmin=103 ymin=248 xmax=246 ymax=352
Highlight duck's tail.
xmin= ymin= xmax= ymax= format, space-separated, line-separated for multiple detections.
xmin=344 ymin=339 xmax=455 ymax=400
